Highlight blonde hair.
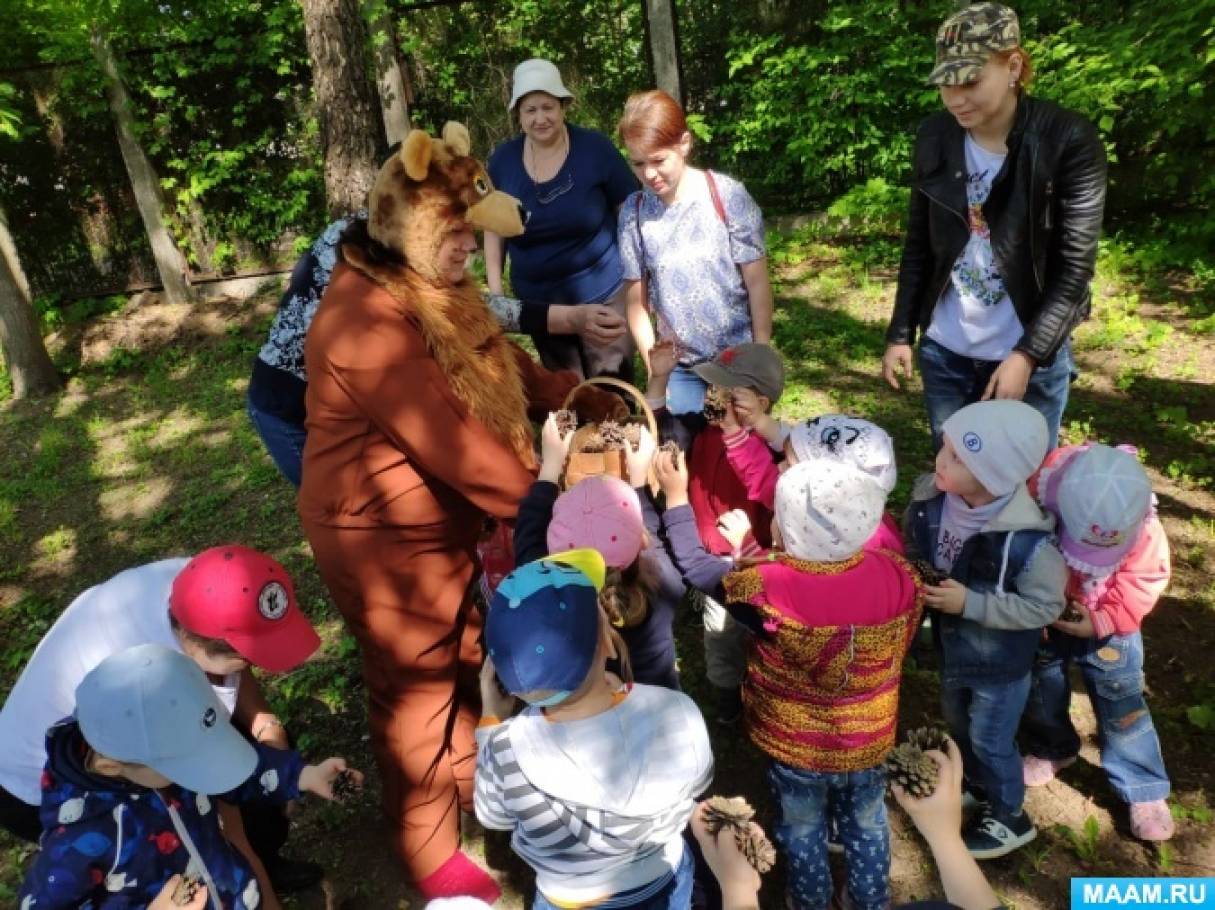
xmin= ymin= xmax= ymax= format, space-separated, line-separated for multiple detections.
xmin=600 ymin=548 xmax=661 ymax=629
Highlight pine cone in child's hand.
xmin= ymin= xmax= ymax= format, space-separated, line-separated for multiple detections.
xmin=702 ymin=795 xmax=776 ymax=874
xmin=1061 ymin=602 xmax=1085 ymax=623
xmin=555 ymin=409 xmax=577 ymax=436
xmin=622 ymin=422 xmax=642 ymax=451
xmin=884 ymin=727 xmax=949 ymax=800
xmin=171 ymin=873 xmax=203 ymax=906
xmin=330 ymin=768 xmax=362 ymax=802
xmin=910 ymin=559 xmax=946 ymax=587
xmin=702 ymin=386 xmax=731 ymax=424
xmin=659 ymin=440 xmax=681 ymax=459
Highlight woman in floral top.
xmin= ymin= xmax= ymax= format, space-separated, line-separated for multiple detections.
xmin=617 ymin=89 xmax=773 ymax=422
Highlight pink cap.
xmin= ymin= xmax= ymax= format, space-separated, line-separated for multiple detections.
xmin=170 ymin=546 xmax=321 ymax=673
xmin=547 ymin=476 xmax=644 ymax=569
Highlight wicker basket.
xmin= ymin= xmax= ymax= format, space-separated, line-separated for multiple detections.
xmin=561 ymin=377 xmax=658 ymax=490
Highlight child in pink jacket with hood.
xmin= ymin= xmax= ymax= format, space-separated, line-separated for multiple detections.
xmin=1020 ymin=443 xmax=1173 ymax=841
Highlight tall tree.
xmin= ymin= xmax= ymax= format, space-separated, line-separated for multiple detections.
xmin=367 ymin=1 xmax=411 ymax=146
xmin=300 ymin=0 xmax=381 ymax=218
xmin=0 ymin=204 xmax=61 ymax=399
xmin=89 ymin=25 xmax=194 ymax=305
xmin=642 ymin=0 xmax=683 ymax=104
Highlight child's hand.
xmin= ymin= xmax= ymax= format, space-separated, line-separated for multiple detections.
xmin=150 ymin=875 xmax=208 ymax=910
xmin=1052 ymin=602 xmax=1096 ymax=638
xmin=299 ymin=758 xmax=362 ymax=800
xmin=480 ymin=657 xmax=518 ymax=720
xmin=729 ymin=388 xmax=765 ymax=428
xmin=892 ymin=737 xmax=964 ymax=844
xmin=654 ymin=447 xmax=689 ymax=507
xmin=717 ymin=397 xmax=741 ymax=433
xmin=716 ymin=510 xmax=753 ymax=552
xmin=923 ymin=578 xmax=967 ymax=615
xmin=540 ymin=412 xmax=573 ymax=483
xmin=690 ymin=801 xmax=763 ymax=905
xmin=627 ymin=427 xmax=657 ymax=488
xmin=648 ymin=339 xmax=677 ymax=380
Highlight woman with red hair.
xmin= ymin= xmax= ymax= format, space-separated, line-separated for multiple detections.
xmin=617 ymin=90 xmax=773 ymax=422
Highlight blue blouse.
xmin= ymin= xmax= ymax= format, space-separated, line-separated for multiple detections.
xmin=488 ymin=124 xmax=638 ymax=306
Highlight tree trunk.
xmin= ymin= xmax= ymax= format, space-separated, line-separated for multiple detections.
xmin=300 ymin=0 xmax=382 ymax=218
xmin=89 ymin=26 xmax=194 ymax=306
xmin=642 ymin=0 xmax=684 ymax=105
xmin=0 ymin=205 xmax=61 ymax=399
xmin=368 ymin=5 xmax=411 ymax=147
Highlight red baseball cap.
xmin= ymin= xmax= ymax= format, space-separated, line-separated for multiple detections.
xmin=170 ymin=546 xmax=320 ymax=673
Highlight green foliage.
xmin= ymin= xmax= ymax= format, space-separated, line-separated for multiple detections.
xmin=1057 ymin=815 xmax=1102 ymax=865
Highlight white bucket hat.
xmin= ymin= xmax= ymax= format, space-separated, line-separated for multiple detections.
xmin=509 ymin=58 xmax=574 ymax=112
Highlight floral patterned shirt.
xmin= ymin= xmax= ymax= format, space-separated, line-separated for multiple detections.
xmin=618 ymin=171 xmax=765 ymax=364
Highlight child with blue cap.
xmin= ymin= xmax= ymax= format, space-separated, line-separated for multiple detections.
xmin=474 ymin=550 xmax=713 ymax=909
xmin=18 ymin=644 xmax=359 ymax=910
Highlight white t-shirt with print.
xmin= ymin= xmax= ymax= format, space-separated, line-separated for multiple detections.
xmin=0 ymin=558 xmax=241 ymax=805
xmin=926 ymin=134 xmax=1024 ymax=361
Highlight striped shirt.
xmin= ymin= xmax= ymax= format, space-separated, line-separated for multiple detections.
xmin=474 ymin=684 xmax=713 ymax=906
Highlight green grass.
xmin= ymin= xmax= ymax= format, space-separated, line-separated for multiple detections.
xmin=1 ymin=235 xmax=1213 ymax=907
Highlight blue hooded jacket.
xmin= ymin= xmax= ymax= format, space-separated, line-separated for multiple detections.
xmin=19 ymin=719 xmax=305 ymax=909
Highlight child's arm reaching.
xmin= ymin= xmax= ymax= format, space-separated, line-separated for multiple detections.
xmin=930 ymin=540 xmax=1068 ymax=630
xmin=473 ymin=662 xmax=518 ymax=832
xmin=513 ymin=413 xmax=571 ymax=566
xmin=654 ymin=448 xmax=736 ymax=596
xmin=722 ymin=422 xmax=781 ymax=511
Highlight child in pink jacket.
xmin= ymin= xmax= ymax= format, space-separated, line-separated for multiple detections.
xmin=1020 ymin=444 xmax=1173 ymax=841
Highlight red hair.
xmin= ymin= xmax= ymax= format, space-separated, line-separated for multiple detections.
xmin=995 ymin=45 xmax=1034 ymax=92
xmin=617 ymin=90 xmax=688 ymax=153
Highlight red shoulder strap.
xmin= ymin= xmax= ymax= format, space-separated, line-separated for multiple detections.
xmin=705 ymin=170 xmax=728 ymax=226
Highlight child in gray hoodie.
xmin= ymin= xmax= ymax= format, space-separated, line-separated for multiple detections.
xmin=904 ymin=400 xmax=1066 ymax=861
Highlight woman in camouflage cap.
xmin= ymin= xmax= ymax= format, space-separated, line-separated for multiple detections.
xmin=882 ymin=2 xmax=1106 ymax=458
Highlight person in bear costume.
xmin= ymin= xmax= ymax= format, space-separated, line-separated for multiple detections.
xmin=299 ymin=122 xmax=619 ymax=901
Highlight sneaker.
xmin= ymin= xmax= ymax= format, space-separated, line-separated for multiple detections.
xmin=714 ymin=686 xmax=743 ymax=726
xmin=1130 ymin=800 xmax=1175 ymax=842
xmin=1022 ymin=754 xmax=1076 ymax=787
xmin=964 ymin=808 xmax=1037 ymax=859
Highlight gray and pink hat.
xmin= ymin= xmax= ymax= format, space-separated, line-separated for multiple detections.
xmin=1037 ymin=444 xmax=1153 ymax=578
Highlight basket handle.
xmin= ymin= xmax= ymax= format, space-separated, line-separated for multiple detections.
xmin=561 ymin=377 xmax=658 ymax=440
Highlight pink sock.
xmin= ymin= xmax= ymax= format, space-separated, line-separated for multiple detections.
xmin=415 ymin=850 xmax=501 ymax=904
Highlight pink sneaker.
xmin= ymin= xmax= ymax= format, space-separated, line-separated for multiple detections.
xmin=1130 ymin=800 xmax=1175 ymax=842
xmin=1022 ymin=754 xmax=1075 ymax=787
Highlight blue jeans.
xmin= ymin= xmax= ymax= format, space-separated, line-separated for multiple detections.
xmin=666 ymin=365 xmax=708 ymax=416
xmin=768 ymin=761 xmax=890 ymax=910
xmin=1021 ymin=630 xmax=1170 ymax=804
xmin=532 ymin=843 xmax=694 ymax=909
xmin=940 ymin=675 xmax=1031 ymax=819
xmin=246 ymin=395 xmax=307 ymax=488
xmin=918 ymin=337 xmax=1074 ymax=451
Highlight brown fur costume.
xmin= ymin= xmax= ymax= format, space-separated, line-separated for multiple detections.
xmin=298 ymin=122 xmax=605 ymax=889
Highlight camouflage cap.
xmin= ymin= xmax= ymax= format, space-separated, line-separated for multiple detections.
xmin=927 ymin=2 xmax=1021 ymax=86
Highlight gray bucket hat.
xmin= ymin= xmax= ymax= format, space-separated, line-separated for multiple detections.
xmin=927 ymin=2 xmax=1021 ymax=86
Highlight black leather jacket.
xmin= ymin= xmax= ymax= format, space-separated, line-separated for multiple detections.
xmin=886 ymin=95 xmax=1107 ymax=366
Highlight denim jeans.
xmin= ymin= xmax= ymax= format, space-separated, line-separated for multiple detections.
xmin=666 ymin=365 xmax=708 ymax=416
xmin=940 ymin=675 xmax=1032 ymax=819
xmin=917 ymin=337 xmax=1074 ymax=451
xmin=531 ymin=842 xmax=694 ymax=910
xmin=1021 ymin=629 xmax=1170 ymax=804
xmin=246 ymin=394 xmax=307 ymax=488
xmin=768 ymin=761 xmax=890 ymax=910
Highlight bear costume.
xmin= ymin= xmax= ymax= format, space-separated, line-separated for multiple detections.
xmin=298 ymin=122 xmax=615 ymax=900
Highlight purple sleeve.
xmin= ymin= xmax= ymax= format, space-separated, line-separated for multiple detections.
xmin=663 ymin=503 xmax=733 ymax=596
xmin=514 ymin=481 xmax=560 ymax=566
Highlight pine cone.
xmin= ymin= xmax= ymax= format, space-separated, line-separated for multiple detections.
xmin=703 ymin=386 xmax=731 ymax=424
xmin=580 ymin=429 xmax=605 ymax=453
xmin=910 ymin=558 xmax=946 ymax=587
xmin=884 ymin=743 xmax=939 ymax=799
xmin=659 ymin=440 xmax=681 ymax=458
xmin=904 ymin=726 xmax=950 ymax=754
xmin=622 ymin=422 xmax=642 ymax=451
xmin=555 ymin=409 xmax=577 ymax=436
xmin=598 ymin=420 xmax=628 ymax=451
xmin=1061 ymin=602 xmax=1085 ymax=623
xmin=172 ymin=873 xmax=203 ymax=906
xmin=702 ymin=795 xmax=776 ymax=874
xmin=331 ymin=768 xmax=362 ymax=802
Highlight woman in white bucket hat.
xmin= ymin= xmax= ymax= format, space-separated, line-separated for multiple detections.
xmin=485 ymin=59 xmax=640 ymax=383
